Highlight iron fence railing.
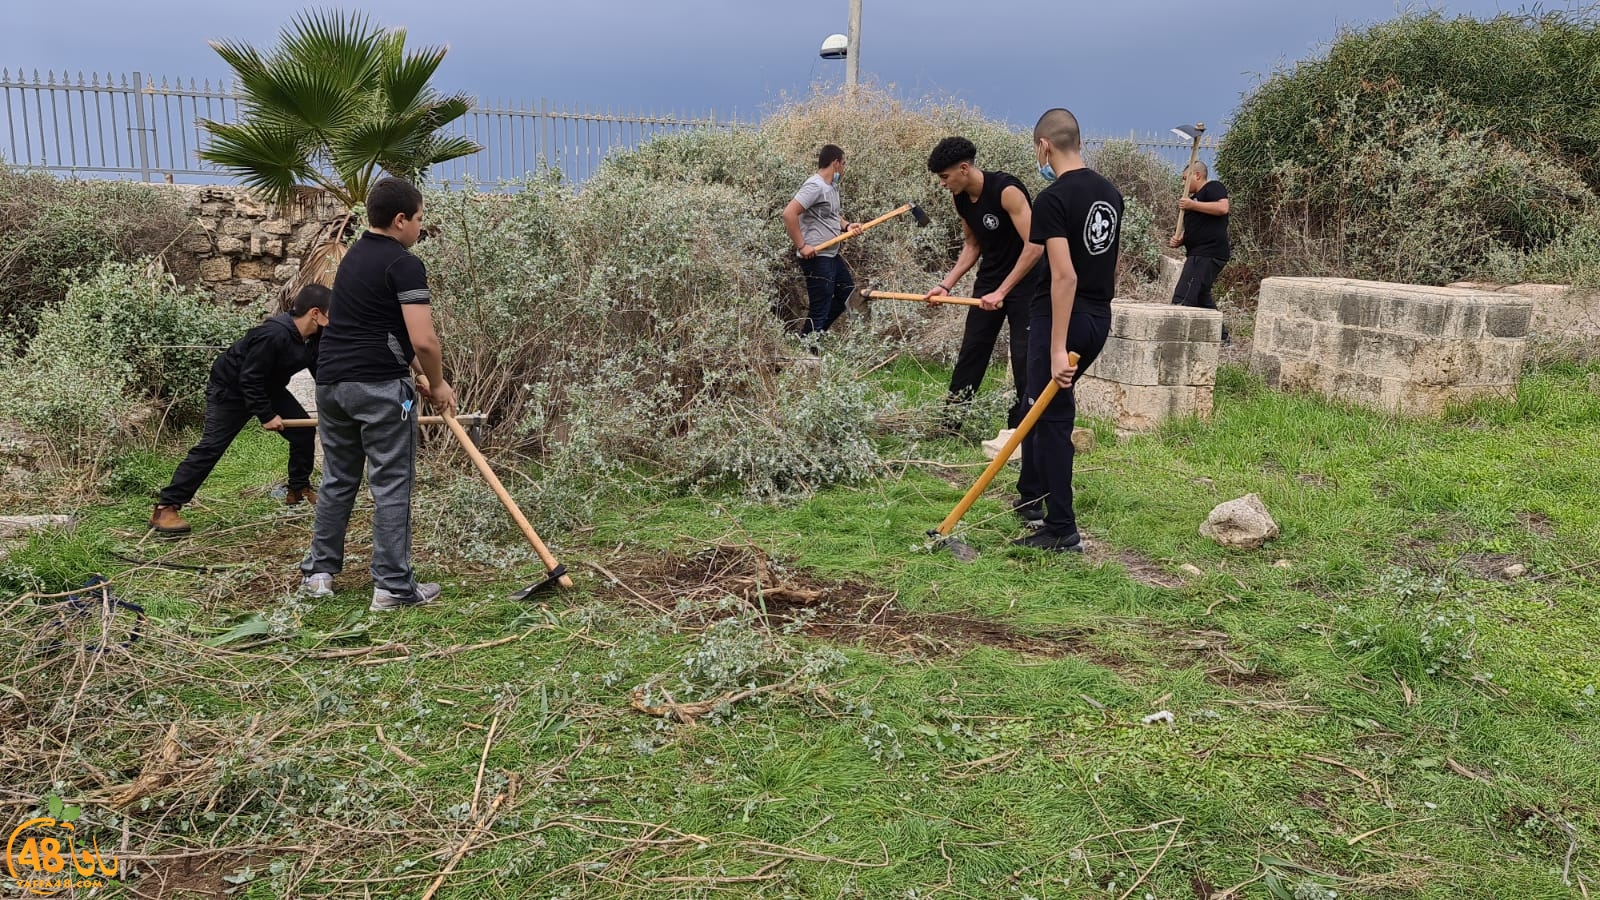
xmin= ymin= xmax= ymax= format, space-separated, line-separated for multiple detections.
xmin=1 ymin=69 xmax=1219 ymax=185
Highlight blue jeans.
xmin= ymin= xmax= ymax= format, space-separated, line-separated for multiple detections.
xmin=798 ymin=254 xmax=855 ymax=334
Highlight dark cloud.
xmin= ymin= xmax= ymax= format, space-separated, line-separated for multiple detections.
xmin=4 ymin=0 xmax=1555 ymax=133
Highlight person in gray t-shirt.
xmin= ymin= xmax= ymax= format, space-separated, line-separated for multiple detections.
xmin=783 ymin=144 xmax=862 ymax=334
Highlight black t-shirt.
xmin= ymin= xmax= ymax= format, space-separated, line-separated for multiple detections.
xmin=317 ymin=232 xmax=430 ymax=385
xmin=1028 ymin=167 xmax=1124 ymax=318
xmin=954 ymin=170 xmax=1039 ymax=295
xmin=1181 ymin=180 xmax=1230 ymax=260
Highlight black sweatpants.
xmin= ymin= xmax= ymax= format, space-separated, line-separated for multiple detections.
xmin=1017 ymin=307 xmax=1112 ymax=537
xmin=159 ymin=384 xmax=313 ymax=507
xmin=946 ymin=289 xmax=1030 ymax=429
xmin=1171 ymin=255 xmax=1227 ymax=311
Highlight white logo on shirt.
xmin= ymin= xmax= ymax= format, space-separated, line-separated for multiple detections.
xmin=982 ymin=213 xmax=1000 ymax=231
xmin=1084 ymin=201 xmax=1118 ymax=256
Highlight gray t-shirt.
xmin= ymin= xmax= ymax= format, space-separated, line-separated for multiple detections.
xmin=793 ymin=173 xmax=842 ymax=257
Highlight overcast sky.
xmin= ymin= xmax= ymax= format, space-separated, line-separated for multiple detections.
xmin=3 ymin=0 xmax=1583 ymax=135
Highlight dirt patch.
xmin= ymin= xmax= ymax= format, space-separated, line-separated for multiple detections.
xmin=1517 ymin=511 xmax=1556 ymax=538
xmin=1088 ymin=545 xmax=1186 ymax=589
xmin=131 ymin=852 xmax=266 ymax=898
xmin=1454 ymin=552 xmax=1525 ymax=581
xmin=601 ymin=544 xmax=1108 ymax=660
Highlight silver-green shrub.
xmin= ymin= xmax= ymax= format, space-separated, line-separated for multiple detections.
xmin=0 ymin=260 xmax=254 ymax=457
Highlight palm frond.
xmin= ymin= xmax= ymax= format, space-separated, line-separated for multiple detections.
xmin=197 ymin=120 xmax=314 ymax=205
xmin=276 ymin=9 xmax=384 ymax=90
xmin=382 ymin=43 xmax=450 ymax=115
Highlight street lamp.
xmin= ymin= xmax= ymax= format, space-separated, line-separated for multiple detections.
xmin=817 ymin=0 xmax=861 ymax=92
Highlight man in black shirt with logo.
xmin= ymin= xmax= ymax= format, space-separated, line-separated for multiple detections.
xmin=299 ymin=177 xmax=457 ymax=611
xmin=147 ymin=285 xmax=331 ymax=535
xmin=1169 ymin=161 xmax=1230 ymax=339
xmin=1014 ymin=108 xmax=1123 ymax=553
xmin=923 ymin=136 xmax=1042 ymax=433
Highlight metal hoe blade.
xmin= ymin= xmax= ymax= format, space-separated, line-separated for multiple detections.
xmin=927 ymin=529 xmax=980 ymax=563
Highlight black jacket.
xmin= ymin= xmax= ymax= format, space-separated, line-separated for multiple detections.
xmin=208 ymin=313 xmax=319 ymax=424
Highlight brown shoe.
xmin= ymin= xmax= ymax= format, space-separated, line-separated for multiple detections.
xmin=285 ymin=487 xmax=317 ymax=506
xmin=148 ymin=504 xmax=191 ymax=534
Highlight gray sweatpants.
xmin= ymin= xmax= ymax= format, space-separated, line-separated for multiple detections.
xmin=300 ymin=378 xmax=420 ymax=595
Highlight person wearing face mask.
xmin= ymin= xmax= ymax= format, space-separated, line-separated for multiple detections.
xmin=783 ymin=144 xmax=864 ymax=334
xmin=148 ymin=284 xmax=332 ymax=535
xmin=923 ymin=136 xmax=1042 ymax=436
xmin=1169 ymin=160 xmax=1232 ymax=342
xmin=1013 ymin=107 xmax=1123 ymax=553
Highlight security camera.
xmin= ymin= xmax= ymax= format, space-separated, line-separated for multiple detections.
xmin=819 ymin=33 xmax=849 ymax=59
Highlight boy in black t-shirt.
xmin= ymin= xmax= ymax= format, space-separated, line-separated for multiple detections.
xmin=923 ymin=136 xmax=1042 ymax=433
xmin=1014 ymin=108 xmax=1123 ymax=553
xmin=299 ymin=177 xmax=457 ymax=612
xmin=1169 ymin=161 xmax=1231 ymax=337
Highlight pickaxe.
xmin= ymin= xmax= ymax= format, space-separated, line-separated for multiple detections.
xmin=1170 ymin=122 xmax=1206 ymax=244
xmin=806 ymin=201 xmax=930 ymax=255
xmin=927 ymin=352 xmax=1079 ymax=561
xmin=415 ymin=376 xmax=574 ymax=597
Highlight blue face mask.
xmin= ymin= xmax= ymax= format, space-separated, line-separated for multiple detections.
xmin=1038 ymin=161 xmax=1057 ymax=183
xmin=831 ymin=172 xmax=841 ymax=187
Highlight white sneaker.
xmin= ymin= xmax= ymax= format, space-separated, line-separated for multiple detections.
xmin=300 ymin=573 xmax=335 ymax=598
xmin=370 ymin=582 xmax=441 ymax=612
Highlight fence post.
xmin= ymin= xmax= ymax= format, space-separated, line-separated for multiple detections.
xmin=131 ymin=70 xmax=151 ymax=182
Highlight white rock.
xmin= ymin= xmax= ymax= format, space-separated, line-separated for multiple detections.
xmin=1179 ymin=564 xmax=1205 ymax=578
xmin=1199 ymin=493 xmax=1280 ymax=550
xmin=1501 ymin=563 xmax=1527 ymax=579
xmin=1141 ymin=711 xmax=1175 ymax=726
xmin=1273 ymin=559 xmax=1293 ymax=569
xmin=0 ymin=515 xmax=72 ymax=538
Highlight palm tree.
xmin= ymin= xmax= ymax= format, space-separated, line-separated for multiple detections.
xmin=198 ymin=10 xmax=481 ymax=293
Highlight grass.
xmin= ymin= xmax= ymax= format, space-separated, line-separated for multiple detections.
xmin=2 ymin=359 xmax=1598 ymax=898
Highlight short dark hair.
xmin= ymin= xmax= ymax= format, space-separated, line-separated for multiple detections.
xmin=818 ymin=144 xmax=845 ymax=168
xmin=290 ymin=283 xmax=332 ymax=316
xmin=927 ymin=136 xmax=976 ymax=173
xmin=1033 ymin=108 xmax=1082 ymax=153
xmin=367 ymin=177 xmax=423 ymax=230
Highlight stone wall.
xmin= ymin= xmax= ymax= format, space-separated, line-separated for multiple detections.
xmin=1075 ymin=300 xmax=1223 ymax=431
xmin=165 ymin=185 xmax=347 ymax=304
xmin=1250 ymin=277 xmax=1532 ymax=417
xmin=1447 ymin=281 xmax=1600 ymax=355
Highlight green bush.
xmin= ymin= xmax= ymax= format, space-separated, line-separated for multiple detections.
xmin=419 ymin=90 xmax=1180 ymax=509
xmin=0 ymin=167 xmax=197 ymax=334
xmin=0 ymin=260 xmax=254 ymax=457
xmin=1218 ymin=10 xmax=1600 ymax=286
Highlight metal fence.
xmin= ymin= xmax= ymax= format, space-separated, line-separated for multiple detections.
xmin=1 ymin=68 xmax=1217 ymax=185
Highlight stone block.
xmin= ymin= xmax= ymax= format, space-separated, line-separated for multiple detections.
xmin=234 ymin=259 xmax=276 ymax=281
xmin=274 ymin=261 xmax=301 ymax=282
xmin=1090 ymin=336 xmax=1218 ymax=387
xmin=215 ymin=234 xmax=245 ymax=255
xmin=199 ymin=257 xmax=233 ymax=282
xmin=179 ymin=231 xmax=213 ymax=253
xmin=250 ymin=232 xmax=283 ymax=258
xmin=222 ymin=218 xmax=255 ymax=238
xmin=260 ymin=218 xmax=294 ymax=236
xmin=1107 ymin=299 xmax=1223 ymax=342
xmin=1156 ymin=254 xmax=1182 ymax=299
xmin=1076 ymin=379 xmax=1213 ymax=432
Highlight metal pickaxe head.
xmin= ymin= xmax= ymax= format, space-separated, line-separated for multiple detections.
xmin=507 ymin=564 xmax=569 ymax=601
xmin=1171 ymin=122 xmax=1207 ymax=142
xmin=909 ymin=203 xmax=931 ymax=226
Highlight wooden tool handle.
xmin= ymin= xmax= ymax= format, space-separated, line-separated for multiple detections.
xmin=1172 ymin=136 xmax=1205 ymax=243
xmin=281 ymin=415 xmax=458 ymax=428
xmin=418 ymin=377 xmax=574 ymax=589
xmin=863 ymin=290 xmax=982 ymax=308
xmin=934 ymin=351 xmax=1081 ymax=537
xmin=810 ymin=203 xmax=912 ymax=252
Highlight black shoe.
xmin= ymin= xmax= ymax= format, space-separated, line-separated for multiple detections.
xmin=1012 ymin=499 xmax=1045 ymax=527
xmin=1010 ymin=529 xmax=1083 ymax=553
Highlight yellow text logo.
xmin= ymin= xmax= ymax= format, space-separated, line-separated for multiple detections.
xmin=6 ymin=817 xmax=119 ymax=896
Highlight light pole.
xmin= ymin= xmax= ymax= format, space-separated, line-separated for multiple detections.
xmin=819 ymin=0 xmax=862 ymax=93
xmin=845 ymin=0 xmax=861 ymax=92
